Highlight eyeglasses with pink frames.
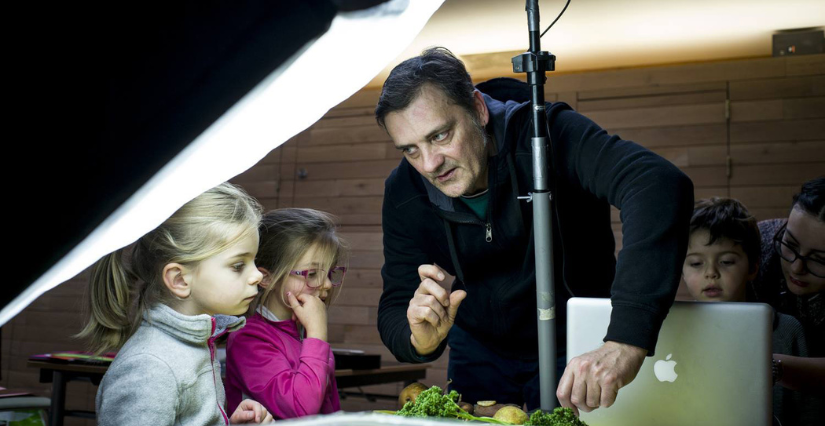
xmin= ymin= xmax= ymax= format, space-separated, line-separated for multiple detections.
xmin=289 ymin=266 xmax=347 ymax=288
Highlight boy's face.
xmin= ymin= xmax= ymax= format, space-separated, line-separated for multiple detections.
xmin=682 ymin=229 xmax=756 ymax=302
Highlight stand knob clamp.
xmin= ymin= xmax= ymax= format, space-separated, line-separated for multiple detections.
xmin=517 ymin=193 xmax=553 ymax=203
xmin=511 ymin=51 xmax=556 ymax=84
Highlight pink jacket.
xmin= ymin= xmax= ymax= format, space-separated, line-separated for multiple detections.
xmin=225 ymin=312 xmax=340 ymax=419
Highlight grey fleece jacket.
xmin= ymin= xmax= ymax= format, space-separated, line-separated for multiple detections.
xmin=96 ymin=304 xmax=245 ymax=426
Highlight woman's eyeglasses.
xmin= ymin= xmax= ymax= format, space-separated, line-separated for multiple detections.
xmin=773 ymin=225 xmax=825 ymax=278
xmin=289 ymin=266 xmax=347 ymax=288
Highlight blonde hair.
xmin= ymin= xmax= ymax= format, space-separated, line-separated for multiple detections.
xmin=78 ymin=183 xmax=262 ymax=353
xmin=254 ymin=208 xmax=349 ymax=312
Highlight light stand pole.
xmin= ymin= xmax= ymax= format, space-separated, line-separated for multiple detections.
xmin=512 ymin=0 xmax=558 ymax=411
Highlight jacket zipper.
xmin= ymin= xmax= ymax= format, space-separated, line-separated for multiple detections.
xmin=451 ymin=217 xmax=493 ymax=243
xmin=440 ymin=214 xmax=493 ymax=243
xmin=208 ymin=317 xmax=230 ymax=425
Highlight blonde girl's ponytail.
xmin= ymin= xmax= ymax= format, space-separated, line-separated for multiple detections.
xmin=77 ymin=249 xmax=139 ymax=354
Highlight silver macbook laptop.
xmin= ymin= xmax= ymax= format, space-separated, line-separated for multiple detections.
xmin=567 ymin=298 xmax=772 ymax=426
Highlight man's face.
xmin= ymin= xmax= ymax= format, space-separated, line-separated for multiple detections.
xmin=383 ymin=84 xmax=490 ymax=198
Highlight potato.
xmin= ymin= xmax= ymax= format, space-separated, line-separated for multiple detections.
xmin=398 ymin=382 xmax=428 ymax=408
xmin=493 ymin=406 xmax=528 ymax=425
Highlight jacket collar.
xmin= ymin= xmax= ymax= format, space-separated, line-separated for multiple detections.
xmin=255 ymin=306 xmax=303 ymax=339
xmin=143 ymin=304 xmax=246 ymax=345
xmin=258 ymin=305 xmax=282 ymax=322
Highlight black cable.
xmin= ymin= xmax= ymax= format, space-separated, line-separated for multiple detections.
xmin=540 ymin=0 xmax=571 ymax=38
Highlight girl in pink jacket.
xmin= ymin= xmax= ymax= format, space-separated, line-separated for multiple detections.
xmin=226 ymin=208 xmax=348 ymax=419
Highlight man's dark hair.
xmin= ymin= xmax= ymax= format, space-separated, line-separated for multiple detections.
xmin=792 ymin=176 xmax=825 ymax=221
xmin=375 ymin=47 xmax=476 ymax=130
xmin=691 ymin=197 xmax=761 ymax=269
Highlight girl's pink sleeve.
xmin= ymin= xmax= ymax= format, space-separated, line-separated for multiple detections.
xmin=228 ymin=332 xmax=333 ymax=419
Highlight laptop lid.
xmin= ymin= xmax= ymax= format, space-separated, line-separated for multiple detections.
xmin=566 ymin=298 xmax=772 ymax=426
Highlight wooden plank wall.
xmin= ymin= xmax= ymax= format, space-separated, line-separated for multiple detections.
xmin=1 ymin=53 xmax=822 ymax=419
xmin=561 ymin=55 xmax=824 ymax=297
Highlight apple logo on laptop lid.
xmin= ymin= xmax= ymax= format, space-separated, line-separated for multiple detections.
xmin=654 ymin=353 xmax=678 ymax=382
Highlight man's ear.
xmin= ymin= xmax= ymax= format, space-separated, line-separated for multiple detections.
xmin=473 ymin=89 xmax=489 ymax=126
xmin=163 ymin=263 xmax=192 ymax=299
xmin=258 ymin=267 xmax=273 ymax=289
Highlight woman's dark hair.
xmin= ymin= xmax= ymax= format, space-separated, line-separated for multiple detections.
xmin=791 ymin=176 xmax=825 ymax=221
xmin=375 ymin=47 xmax=476 ymax=130
xmin=691 ymin=197 xmax=761 ymax=269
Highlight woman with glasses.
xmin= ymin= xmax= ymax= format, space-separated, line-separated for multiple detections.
xmin=225 ymin=208 xmax=349 ymax=420
xmin=752 ymin=177 xmax=825 ymax=401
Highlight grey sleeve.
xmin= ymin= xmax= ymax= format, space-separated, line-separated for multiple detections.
xmin=96 ymin=354 xmax=179 ymax=426
xmin=773 ymin=313 xmax=809 ymax=357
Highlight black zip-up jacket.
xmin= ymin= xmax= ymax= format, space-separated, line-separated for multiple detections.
xmin=377 ymin=79 xmax=694 ymax=363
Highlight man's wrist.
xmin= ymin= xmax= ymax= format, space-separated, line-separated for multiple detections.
xmin=411 ymin=334 xmax=438 ymax=356
xmin=605 ymin=340 xmax=649 ymax=357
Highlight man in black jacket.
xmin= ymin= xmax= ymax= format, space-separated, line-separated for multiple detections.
xmin=375 ymin=47 xmax=693 ymax=414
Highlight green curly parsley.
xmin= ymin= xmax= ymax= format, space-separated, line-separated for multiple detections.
xmin=524 ymin=407 xmax=588 ymax=426
xmin=386 ymin=386 xmax=587 ymax=425
xmin=395 ymin=385 xmax=506 ymax=424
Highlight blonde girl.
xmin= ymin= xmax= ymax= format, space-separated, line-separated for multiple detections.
xmin=225 ymin=208 xmax=349 ymax=419
xmin=79 ymin=183 xmax=274 ymax=425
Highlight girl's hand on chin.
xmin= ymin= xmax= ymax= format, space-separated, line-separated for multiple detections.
xmin=287 ymin=292 xmax=328 ymax=342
